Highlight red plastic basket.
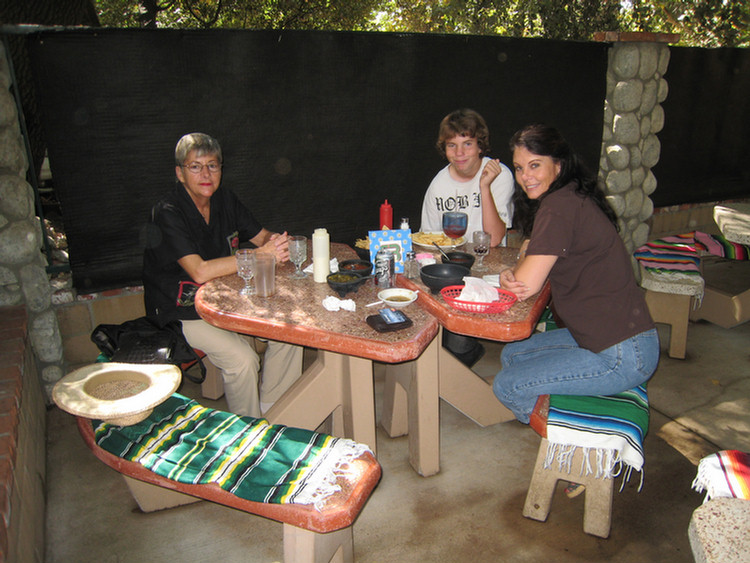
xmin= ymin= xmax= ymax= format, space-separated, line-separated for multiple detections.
xmin=440 ymin=285 xmax=517 ymax=314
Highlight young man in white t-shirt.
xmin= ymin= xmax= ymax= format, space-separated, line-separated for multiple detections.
xmin=420 ymin=109 xmax=515 ymax=366
xmin=420 ymin=108 xmax=514 ymax=248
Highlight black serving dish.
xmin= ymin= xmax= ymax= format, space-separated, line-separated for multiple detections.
xmin=353 ymin=244 xmax=371 ymax=261
xmin=338 ymin=259 xmax=373 ymax=277
xmin=420 ymin=263 xmax=471 ymax=294
xmin=327 ymin=272 xmax=371 ymax=298
xmin=441 ymin=251 xmax=475 ymax=269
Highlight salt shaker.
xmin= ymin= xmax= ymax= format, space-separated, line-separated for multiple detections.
xmin=404 ymin=250 xmax=418 ymax=279
xmin=312 ymin=228 xmax=330 ymax=283
xmin=400 ymin=217 xmax=410 ymax=230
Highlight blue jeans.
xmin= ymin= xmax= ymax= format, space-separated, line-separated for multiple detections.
xmin=492 ymin=328 xmax=659 ymax=423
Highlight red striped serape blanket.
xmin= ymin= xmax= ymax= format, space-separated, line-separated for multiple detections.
xmin=635 ymin=232 xmax=750 ymax=277
xmin=634 ymin=233 xmax=701 ymax=275
xmin=692 ymin=450 xmax=750 ymax=503
xmin=694 ymin=231 xmax=750 ymax=260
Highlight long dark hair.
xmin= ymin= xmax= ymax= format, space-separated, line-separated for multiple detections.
xmin=509 ymin=124 xmax=617 ymax=237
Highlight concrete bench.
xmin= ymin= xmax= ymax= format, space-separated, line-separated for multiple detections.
xmin=689 ymin=449 xmax=750 ymax=562
xmin=76 ymin=409 xmax=381 ymax=563
xmin=523 ymin=388 xmax=649 ymax=539
xmin=688 ymin=255 xmax=750 ymax=329
xmin=689 ymin=498 xmax=750 ymax=563
xmin=640 ymin=265 xmax=704 ymax=359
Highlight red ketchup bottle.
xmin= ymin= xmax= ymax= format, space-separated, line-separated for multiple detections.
xmin=379 ymin=200 xmax=393 ymax=229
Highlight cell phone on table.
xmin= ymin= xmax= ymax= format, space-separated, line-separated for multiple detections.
xmin=366 ymin=308 xmax=413 ymax=332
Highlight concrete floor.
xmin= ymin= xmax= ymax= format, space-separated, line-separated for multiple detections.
xmin=44 ymin=319 xmax=750 ymax=563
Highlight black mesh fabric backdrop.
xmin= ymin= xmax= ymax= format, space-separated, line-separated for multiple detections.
xmin=27 ymin=29 xmax=608 ymax=292
xmin=653 ymin=45 xmax=750 ymax=207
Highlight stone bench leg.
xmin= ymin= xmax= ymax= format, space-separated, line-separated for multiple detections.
xmin=283 ymin=524 xmax=354 ymax=563
xmin=124 ymin=475 xmax=354 ymax=563
xmin=200 ymin=357 xmax=224 ymax=400
xmin=645 ymin=290 xmax=692 ymax=359
xmin=522 ymin=438 xmax=614 ymax=538
xmin=123 ymin=475 xmax=202 ymax=512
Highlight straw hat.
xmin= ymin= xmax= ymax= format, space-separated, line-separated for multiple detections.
xmin=52 ymin=363 xmax=182 ymax=426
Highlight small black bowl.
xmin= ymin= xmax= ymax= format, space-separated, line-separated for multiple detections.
xmin=441 ymin=251 xmax=475 ymax=269
xmin=327 ymin=272 xmax=370 ymax=298
xmin=420 ymin=263 xmax=471 ymax=294
xmin=338 ymin=259 xmax=373 ymax=277
xmin=353 ymin=245 xmax=371 ymax=261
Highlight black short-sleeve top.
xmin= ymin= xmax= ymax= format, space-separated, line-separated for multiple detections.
xmin=143 ymin=185 xmax=262 ymax=323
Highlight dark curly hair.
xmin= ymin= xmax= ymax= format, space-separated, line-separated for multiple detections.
xmin=509 ymin=124 xmax=617 ymax=238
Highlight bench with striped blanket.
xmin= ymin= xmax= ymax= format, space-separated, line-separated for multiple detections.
xmin=77 ymin=393 xmax=382 ymax=563
xmin=523 ymin=387 xmax=649 ymax=538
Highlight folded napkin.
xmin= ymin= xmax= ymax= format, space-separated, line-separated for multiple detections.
xmin=304 ymin=258 xmax=339 ymax=274
xmin=322 ymin=296 xmax=356 ymax=312
xmin=459 ymin=277 xmax=499 ymax=302
xmin=481 ymin=274 xmax=500 ymax=288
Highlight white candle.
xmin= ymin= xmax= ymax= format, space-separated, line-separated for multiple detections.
xmin=312 ymin=228 xmax=330 ymax=282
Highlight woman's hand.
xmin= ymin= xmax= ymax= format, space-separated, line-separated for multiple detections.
xmin=500 ymin=268 xmax=533 ymax=301
xmin=507 ymin=254 xmax=558 ymax=300
xmin=258 ymin=231 xmax=290 ymax=263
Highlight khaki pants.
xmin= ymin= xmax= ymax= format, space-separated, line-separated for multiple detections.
xmin=181 ymin=319 xmax=303 ymax=418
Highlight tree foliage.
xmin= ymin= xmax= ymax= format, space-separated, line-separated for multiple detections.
xmin=93 ymin=0 xmax=750 ymax=47
xmin=95 ymin=0 xmax=382 ymax=30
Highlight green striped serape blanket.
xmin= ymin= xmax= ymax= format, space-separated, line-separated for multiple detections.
xmin=93 ymin=393 xmax=372 ymax=509
xmin=544 ymin=386 xmax=649 ymax=488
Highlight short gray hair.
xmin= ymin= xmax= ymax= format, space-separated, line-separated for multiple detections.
xmin=174 ymin=132 xmax=223 ymax=165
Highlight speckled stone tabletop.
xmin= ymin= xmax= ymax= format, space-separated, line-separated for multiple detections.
xmin=196 ymin=243 xmax=439 ymax=363
xmin=399 ymin=246 xmax=551 ymax=342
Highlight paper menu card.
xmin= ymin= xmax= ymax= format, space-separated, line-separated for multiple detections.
xmin=368 ymin=229 xmax=413 ymax=273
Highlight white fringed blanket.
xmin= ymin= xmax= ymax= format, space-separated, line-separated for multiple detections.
xmin=544 ymin=386 xmax=650 ymax=488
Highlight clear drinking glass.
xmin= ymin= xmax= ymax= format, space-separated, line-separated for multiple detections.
xmin=235 ymin=249 xmax=255 ymax=296
xmin=472 ymin=230 xmax=491 ymax=272
xmin=289 ymin=235 xmax=307 ymax=279
xmin=442 ymin=211 xmax=468 ymax=246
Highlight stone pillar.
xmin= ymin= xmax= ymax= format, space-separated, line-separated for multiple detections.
xmin=594 ymin=32 xmax=680 ymax=256
xmin=0 ymin=40 xmax=64 ymax=401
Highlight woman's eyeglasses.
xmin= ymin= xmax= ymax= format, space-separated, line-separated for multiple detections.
xmin=181 ymin=162 xmax=222 ymax=174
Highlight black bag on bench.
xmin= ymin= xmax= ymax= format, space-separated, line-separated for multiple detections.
xmin=91 ymin=317 xmax=206 ymax=384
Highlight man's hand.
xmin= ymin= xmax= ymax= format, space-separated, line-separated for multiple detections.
xmin=480 ymin=159 xmax=502 ymax=188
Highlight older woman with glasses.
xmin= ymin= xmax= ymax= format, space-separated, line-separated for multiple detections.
xmin=142 ymin=132 xmax=302 ymax=418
